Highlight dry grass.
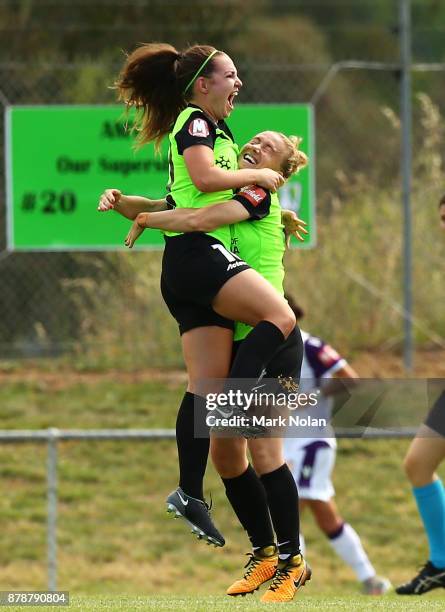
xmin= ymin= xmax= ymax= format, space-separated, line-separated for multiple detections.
xmin=1 ymin=374 xmax=444 ymax=597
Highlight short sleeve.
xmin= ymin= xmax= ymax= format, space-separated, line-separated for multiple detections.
xmin=165 ymin=195 xmax=176 ymax=209
xmin=233 ymin=185 xmax=272 ymax=221
xmin=175 ymin=111 xmax=217 ymax=154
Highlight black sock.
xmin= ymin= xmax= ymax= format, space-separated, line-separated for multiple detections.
xmin=228 ymin=321 xmax=286 ymax=381
xmin=222 ymin=465 xmax=275 ymax=549
xmin=260 ymin=463 xmax=300 ymax=557
xmin=176 ymin=391 xmax=209 ymax=500
xmin=264 ymin=327 xmax=304 ymax=384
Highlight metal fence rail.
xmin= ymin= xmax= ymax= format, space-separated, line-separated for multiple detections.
xmin=0 ymin=427 xmax=418 ymax=591
xmin=1 ymin=56 xmax=445 ymax=369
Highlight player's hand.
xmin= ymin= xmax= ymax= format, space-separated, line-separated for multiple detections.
xmin=255 ymin=169 xmax=285 ymax=192
xmin=282 ymin=209 xmax=308 ymax=246
xmin=98 ymin=188 xmax=122 ymax=212
xmin=124 ymin=215 xmax=147 ymax=248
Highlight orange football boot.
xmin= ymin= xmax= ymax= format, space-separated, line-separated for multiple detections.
xmin=227 ymin=545 xmax=278 ymax=596
xmin=261 ymin=553 xmax=311 ymax=602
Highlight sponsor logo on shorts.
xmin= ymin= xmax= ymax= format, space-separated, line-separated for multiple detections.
xmin=227 ymin=260 xmax=246 ymax=271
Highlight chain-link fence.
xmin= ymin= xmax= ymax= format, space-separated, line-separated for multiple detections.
xmin=0 ymin=0 xmax=444 ymax=368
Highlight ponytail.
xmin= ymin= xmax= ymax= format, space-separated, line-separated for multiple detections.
xmin=116 ymin=43 xmax=182 ymax=150
xmin=116 ymin=43 xmax=221 ymax=150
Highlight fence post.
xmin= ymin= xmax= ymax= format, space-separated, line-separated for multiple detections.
xmin=399 ymin=0 xmax=413 ymax=371
xmin=47 ymin=428 xmax=59 ymax=591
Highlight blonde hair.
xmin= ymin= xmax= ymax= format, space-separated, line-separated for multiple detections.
xmin=279 ymin=134 xmax=308 ymax=179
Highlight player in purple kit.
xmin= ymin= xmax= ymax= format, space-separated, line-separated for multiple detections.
xmin=283 ymin=295 xmax=391 ymax=595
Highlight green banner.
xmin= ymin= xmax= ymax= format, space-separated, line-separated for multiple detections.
xmin=5 ymin=104 xmax=315 ymax=250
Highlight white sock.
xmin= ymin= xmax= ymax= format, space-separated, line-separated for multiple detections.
xmin=299 ymin=533 xmax=306 ymax=556
xmin=328 ymin=523 xmax=375 ymax=582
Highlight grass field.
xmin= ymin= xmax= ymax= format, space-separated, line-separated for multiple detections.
xmin=5 ymin=594 xmax=445 ymax=612
xmin=1 ymin=367 xmax=445 ymax=606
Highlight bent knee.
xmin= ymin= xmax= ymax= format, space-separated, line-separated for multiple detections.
xmin=251 ymin=454 xmax=283 ymax=476
xmin=211 ymin=438 xmax=247 ymax=479
xmin=270 ymin=307 xmax=296 ymax=339
xmin=403 ymin=453 xmax=434 ymax=487
xmin=403 ymin=452 xmax=417 ymax=482
xmin=214 ymin=458 xmax=248 ymax=479
xmin=282 ymin=309 xmax=297 ymax=337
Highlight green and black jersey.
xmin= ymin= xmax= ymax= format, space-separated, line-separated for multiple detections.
xmin=165 ymin=104 xmax=238 ymax=250
xmin=230 ymin=186 xmax=286 ymax=341
xmin=163 ymin=104 xmax=286 ymax=340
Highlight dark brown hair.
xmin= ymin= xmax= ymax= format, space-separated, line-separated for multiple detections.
xmin=115 ymin=43 xmax=222 ymax=149
xmin=439 ymin=194 xmax=445 ymax=208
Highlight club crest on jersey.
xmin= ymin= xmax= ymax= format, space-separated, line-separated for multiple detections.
xmin=239 ymin=185 xmax=267 ymax=207
xmin=189 ymin=118 xmax=210 ymax=137
xmin=215 ymin=155 xmax=231 ymax=170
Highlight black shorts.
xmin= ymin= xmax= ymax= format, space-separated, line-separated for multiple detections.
xmin=424 ymin=389 xmax=445 ymax=437
xmin=161 ymin=232 xmax=250 ymax=335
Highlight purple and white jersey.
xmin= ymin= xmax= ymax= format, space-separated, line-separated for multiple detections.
xmin=286 ymin=330 xmax=347 ymax=450
xmin=302 ymin=330 xmax=346 ymax=382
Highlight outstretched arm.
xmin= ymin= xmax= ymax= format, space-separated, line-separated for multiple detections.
xmin=98 ymin=188 xmax=169 ymax=220
xmin=320 ymin=363 xmax=360 ymax=397
xmin=125 ymin=200 xmax=249 ymax=248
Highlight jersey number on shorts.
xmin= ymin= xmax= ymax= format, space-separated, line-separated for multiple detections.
xmin=211 ymin=243 xmax=242 ymax=263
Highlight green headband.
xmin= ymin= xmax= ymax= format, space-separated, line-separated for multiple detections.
xmin=183 ymin=50 xmax=218 ymax=95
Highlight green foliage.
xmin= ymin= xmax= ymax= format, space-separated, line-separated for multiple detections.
xmin=65 ymin=62 xmax=115 ymax=104
xmin=63 ymin=95 xmax=444 ymax=366
xmin=1 ymin=3 xmax=445 ymax=365
xmin=233 ymin=14 xmax=330 ymax=64
xmin=63 ymin=250 xmax=181 ymax=370
xmin=285 ymin=93 xmax=445 ymax=352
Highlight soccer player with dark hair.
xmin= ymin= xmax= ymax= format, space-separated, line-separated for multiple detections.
xmin=99 ymin=42 xmax=301 ymax=560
